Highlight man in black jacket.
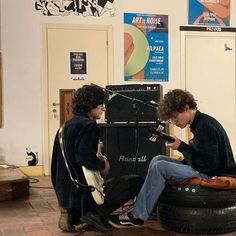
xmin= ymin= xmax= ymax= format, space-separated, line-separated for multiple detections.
xmin=109 ymin=89 xmax=236 ymax=228
xmin=51 ymin=84 xmax=143 ymax=232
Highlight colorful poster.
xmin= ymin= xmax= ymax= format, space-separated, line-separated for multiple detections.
xmin=69 ymin=52 xmax=88 ymax=80
xmin=188 ymin=0 xmax=230 ymax=26
xmin=124 ymin=13 xmax=168 ymax=82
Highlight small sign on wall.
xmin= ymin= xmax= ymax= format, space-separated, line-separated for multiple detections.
xmin=70 ymin=52 xmax=88 ymax=80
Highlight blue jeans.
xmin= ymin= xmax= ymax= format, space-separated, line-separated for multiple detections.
xmin=133 ymin=155 xmax=209 ymax=220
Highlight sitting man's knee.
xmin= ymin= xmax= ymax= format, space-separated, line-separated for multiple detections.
xmin=150 ymin=155 xmax=169 ymax=166
xmin=151 ymin=160 xmax=170 ymax=178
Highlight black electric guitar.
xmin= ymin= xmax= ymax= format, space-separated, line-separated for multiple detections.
xmin=82 ymin=141 xmax=105 ymax=205
xmin=149 ymin=125 xmax=175 ymax=143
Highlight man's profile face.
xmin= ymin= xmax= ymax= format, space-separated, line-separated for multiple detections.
xmin=168 ymin=106 xmax=191 ymax=129
xmin=89 ymin=104 xmax=106 ymax=120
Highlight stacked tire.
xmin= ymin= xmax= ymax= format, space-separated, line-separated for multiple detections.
xmin=157 ymin=184 xmax=236 ymax=234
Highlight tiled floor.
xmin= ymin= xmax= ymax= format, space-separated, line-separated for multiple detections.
xmin=0 ymin=176 xmax=236 ymax=236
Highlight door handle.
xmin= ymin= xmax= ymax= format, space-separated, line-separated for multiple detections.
xmin=52 ymin=102 xmax=60 ymax=106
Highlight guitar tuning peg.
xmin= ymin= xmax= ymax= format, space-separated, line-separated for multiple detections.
xmin=157 ymin=124 xmax=164 ymax=131
xmin=149 ymin=135 xmax=157 ymax=142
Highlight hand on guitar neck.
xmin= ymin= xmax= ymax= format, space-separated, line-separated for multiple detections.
xmin=81 ymin=140 xmax=108 ymax=205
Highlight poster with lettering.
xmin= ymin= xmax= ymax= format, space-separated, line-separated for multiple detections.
xmin=124 ymin=13 xmax=168 ymax=82
xmin=70 ymin=52 xmax=88 ymax=80
xmin=188 ymin=0 xmax=230 ymax=26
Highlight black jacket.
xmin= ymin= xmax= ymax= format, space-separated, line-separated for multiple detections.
xmin=178 ymin=111 xmax=236 ymax=177
xmin=51 ymin=113 xmax=104 ymax=208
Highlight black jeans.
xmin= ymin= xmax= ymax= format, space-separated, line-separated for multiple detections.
xmin=66 ymin=174 xmax=143 ymax=225
xmin=96 ymin=174 xmax=144 ymax=219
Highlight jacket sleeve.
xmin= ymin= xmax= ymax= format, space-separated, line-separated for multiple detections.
xmin=74 ymin=122 xmax=104 ymax=171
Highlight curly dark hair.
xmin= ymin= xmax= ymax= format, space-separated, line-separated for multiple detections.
xmin=158 ymin=89 xmax=197 ymax=120
xmin=72 ymin=84 xmax=108 ymax=115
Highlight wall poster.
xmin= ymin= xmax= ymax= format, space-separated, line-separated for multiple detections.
xmin=69 ymin=52 xmax=88 ymax=80
xmin=124 ymin=13 xmax=169 ymax=82
xmin=35 ymin=0 xmax=117 ymax=17
xmin=188 ymin=0 xmax=230 ymax=26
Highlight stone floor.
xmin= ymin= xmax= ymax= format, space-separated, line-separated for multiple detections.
xmin=0 ymin=176 xmax=235 ymax=236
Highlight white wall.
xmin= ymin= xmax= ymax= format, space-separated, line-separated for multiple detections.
xmin=0 ymin=0 xmax=235 ymax=167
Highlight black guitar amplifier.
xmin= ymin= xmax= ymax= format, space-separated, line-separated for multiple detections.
xmin=105 ymin=84 xmax=163 ymax=122
xmin=99 ymin=122 xmax=169 ymax=178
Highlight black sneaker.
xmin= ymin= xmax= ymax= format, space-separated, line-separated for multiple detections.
xmin=81 ymin=212 xmax=113 ymax=232
xmin=148 ymin=212 xmax=157 ymax=221
xmin=109 ymin=212 xmax=144 ymax=228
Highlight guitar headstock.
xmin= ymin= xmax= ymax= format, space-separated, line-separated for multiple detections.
xmin=149 ymin=125 xmax=164 ymax=142
xmin=149 ymin=125 xmax=175 ymax=143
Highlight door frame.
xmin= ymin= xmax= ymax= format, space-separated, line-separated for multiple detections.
xmin=42 ymin=23 xmax=114 ymax=175
xmin=180 ymin=26 xmax=236 ymax=88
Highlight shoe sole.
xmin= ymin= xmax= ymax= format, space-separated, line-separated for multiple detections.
xmin=108 ymin=219 xmax=142 ymax=229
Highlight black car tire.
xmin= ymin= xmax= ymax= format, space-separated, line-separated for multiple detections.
xmin=159 ymin=184 xmax=236 ymax=208
xmin=158 ymin=202 xmax=236 ymax=234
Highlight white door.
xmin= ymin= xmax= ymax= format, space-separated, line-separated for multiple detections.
xmin=181 ymin=29 xmax=236 ymax=159
xmin=42 ymin=24 xmax=113 ymax=175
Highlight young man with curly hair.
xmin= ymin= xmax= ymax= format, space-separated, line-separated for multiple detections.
xmin=109 ymin=89 xmax=236 ymax=228
xmin=51 ymin=84 xmax=143 ymax=232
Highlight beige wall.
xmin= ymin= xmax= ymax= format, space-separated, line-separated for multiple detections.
xmin=0 ymin=0 xmax=235 ymax=167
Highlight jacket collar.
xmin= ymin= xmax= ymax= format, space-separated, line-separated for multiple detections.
xmin=190 ymin=110 xmax=201 ymax=132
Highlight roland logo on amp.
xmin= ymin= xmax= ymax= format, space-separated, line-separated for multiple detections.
xmin=118 ymin=155 xmax=147 ymax=163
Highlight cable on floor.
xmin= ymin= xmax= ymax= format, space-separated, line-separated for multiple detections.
xmin=21 ymin=172 xmax=54 ymax=189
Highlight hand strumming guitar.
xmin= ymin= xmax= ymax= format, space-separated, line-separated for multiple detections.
xmin=165 ymin=136 xmax=182 ymax=150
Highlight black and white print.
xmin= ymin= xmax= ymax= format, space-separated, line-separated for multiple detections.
xmin=35 ymin=0 xmax=116 ymax=17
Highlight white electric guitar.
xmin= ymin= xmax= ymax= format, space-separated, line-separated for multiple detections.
xmin=82 ymin=141 xmax=105 ymax=205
